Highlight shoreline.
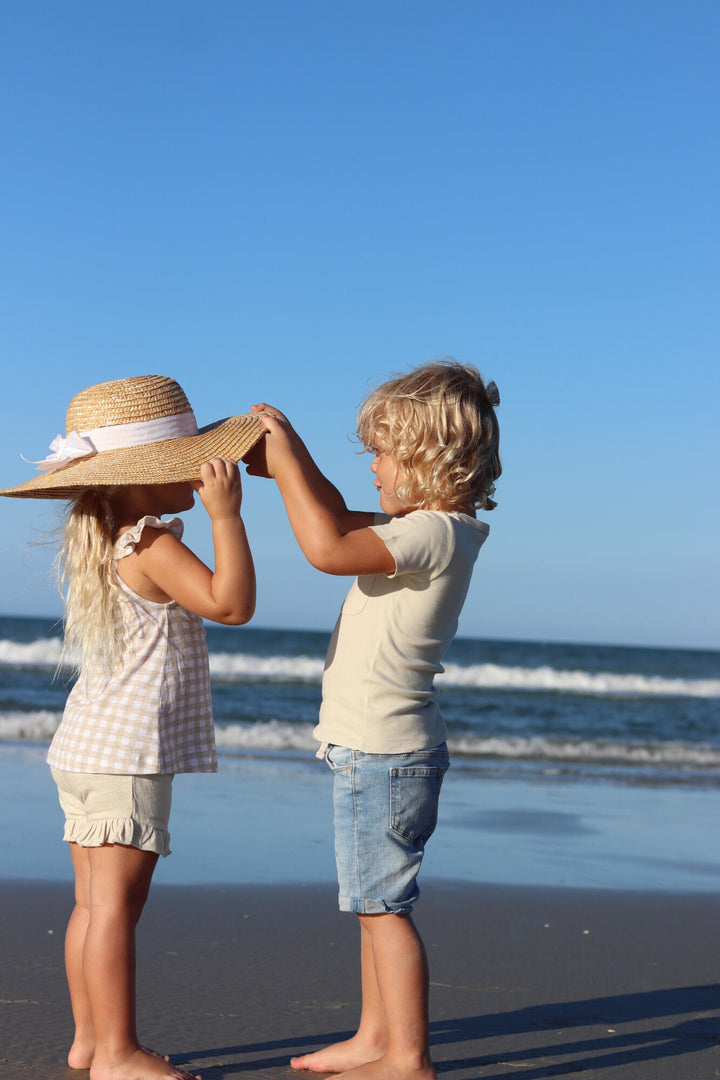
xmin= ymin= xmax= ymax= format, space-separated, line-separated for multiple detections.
xmin=2 ymin=743 xmax=718 ymax=894
xmin=1 ymin=879 xmax=718 ymax=1079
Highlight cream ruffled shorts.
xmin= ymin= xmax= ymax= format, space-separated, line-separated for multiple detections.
xmin=51 ymin=768 xmax=173 ymax=857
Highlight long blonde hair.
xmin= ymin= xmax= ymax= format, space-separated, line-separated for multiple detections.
xmin=56 ymin=488 xmax=124 ymax=676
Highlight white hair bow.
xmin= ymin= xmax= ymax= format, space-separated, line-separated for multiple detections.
xmin=25 ymin=431 xmax=98 ymax=472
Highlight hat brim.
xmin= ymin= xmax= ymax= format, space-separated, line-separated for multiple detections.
xmin=0 ymin=414 xmax=267 ymax=499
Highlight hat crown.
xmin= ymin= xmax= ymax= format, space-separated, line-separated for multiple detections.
xmin=65 ymin=376 xmax=192 ymax=435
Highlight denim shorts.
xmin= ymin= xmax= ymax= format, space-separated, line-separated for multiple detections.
xmin=325 ymin=742 xmax=450 ymax=915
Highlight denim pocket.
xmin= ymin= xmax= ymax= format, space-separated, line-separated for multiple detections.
xmin=389 ymin=765 xmax=447 ymax=844
xmin=325 ymin=744 xmax=353 ymax=772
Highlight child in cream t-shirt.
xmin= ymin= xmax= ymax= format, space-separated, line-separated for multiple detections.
xmin=247 ymin=359 xmax=501 ymax=1080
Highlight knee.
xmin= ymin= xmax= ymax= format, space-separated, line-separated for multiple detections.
xmin=123 ymin=880 xmax=152 ymax=924
xmin=89 ymin=894 xmax=147 ymax=928
xmin=73 ymin=883 xmax=91 ymax=914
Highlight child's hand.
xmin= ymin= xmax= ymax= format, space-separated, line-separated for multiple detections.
xmin=251 ymin=403 xmax=292 ymax=426
xmin=194 ymin=458 xmax=243 ymax=520
xmin=246 ymin=404 xmax=297 ymax=479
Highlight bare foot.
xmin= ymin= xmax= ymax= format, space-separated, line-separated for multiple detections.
xmin=68 ymin=1033 xmax=95 ymax=1070
xmin=71 ymin=1043 xmax=171 ymax=1072
xmin=335 ymin=1053 xmax=435 ymax=1080
xmin=89 ymin=1046 xmax=200 ymax=1080
xmin=291 ymin=1034 xmax=385 ymax=1073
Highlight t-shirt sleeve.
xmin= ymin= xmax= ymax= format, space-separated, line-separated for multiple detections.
xmin=370 ymin=511 xmax=454 ymax=578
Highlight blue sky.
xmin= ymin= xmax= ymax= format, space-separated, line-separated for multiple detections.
xmin=1 ymin=1 xmax=717 ymax=649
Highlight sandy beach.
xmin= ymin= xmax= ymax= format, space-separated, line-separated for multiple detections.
xmin=1 ymin=878 xmax=718 ymax=1080
xmin=1 ymin=715 xmax=718 ymax=1079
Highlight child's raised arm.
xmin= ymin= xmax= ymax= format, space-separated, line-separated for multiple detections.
xmin=122 ymin=459 xmax=256 ymax=625
xmin=246 ymin=405 xmax=363 ymax=525
xmin=247 ymin=408 xmax=394 ymax=578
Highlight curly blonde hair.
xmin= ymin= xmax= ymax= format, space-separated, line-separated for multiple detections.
xmin=356 ymin=359 xmax=501 ymax=511
xmin=56 ymin=489 xmax=125 ymax=676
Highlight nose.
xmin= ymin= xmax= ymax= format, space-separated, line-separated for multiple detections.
xmin=370 ymin=455 xmax=379 ymax=474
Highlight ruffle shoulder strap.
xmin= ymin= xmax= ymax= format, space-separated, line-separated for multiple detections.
xmin=114 ymin=515 xmax=184 ymax=560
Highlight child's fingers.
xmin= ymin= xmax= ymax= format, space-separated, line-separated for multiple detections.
xmin=245 ymin=411 xmax=296 ymax=480
xmin=251 ymin=403 xmax=288 ymax=425
xmin=213 ymin=457 xmax=240 ymax=480
xmin=195 ymin=459 xmax=243 ymax=520
xmin=201 ymin=457 xmax=239 ymax=475
xmin=251 ymin=412 xmax=280 ymax=436
xmin=197 ymin=458 xmax=241 ymax=487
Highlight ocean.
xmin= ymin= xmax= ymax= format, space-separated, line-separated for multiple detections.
xmin=1 ymin=615 xmax=718 ymax=892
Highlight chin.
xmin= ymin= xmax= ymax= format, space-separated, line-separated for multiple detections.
xmin=170 ymin=485 xmax=195 ymax=513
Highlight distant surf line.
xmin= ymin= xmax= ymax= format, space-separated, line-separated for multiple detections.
xmin=1 ymin=636 xmax=718 ymax=699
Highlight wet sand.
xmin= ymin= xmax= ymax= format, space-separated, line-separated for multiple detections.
xmin=1 ymin=879 xmax=718 ymax=1080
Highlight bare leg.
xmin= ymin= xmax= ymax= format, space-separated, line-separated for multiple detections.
xmin=334 ymin=913 xmax=435 ymax=1080
xmin=82 ymin=844 xmax=200 ymax=1080
xmin=291 ymin=916 xmax=387 ymax=1072
xmin=66 ymin=843 xmax=95 ymax=1069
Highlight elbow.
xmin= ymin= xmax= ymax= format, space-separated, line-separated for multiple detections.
xmin=306 ymin=545 xmax=344 ymax=576
xmin=220 ymin=611 xmax=254 ymax=627
xmin=218 ymin=598 xmax=256 ymax=626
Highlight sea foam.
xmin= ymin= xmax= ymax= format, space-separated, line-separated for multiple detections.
xmin=2 ymin=638 xmax=719 ymax=700
xmin=0 ymin=712 xmax=717 ymax=773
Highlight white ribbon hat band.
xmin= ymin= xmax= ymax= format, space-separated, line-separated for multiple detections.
xmin=29 ymin=411 xmax=200 ymax=472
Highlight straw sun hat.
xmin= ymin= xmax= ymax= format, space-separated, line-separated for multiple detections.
xmin=0 ymin=375 xmax=267 ymax=499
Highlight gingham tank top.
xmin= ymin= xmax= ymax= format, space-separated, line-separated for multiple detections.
xmin=47 ymin=516 xmax=217 ymax=775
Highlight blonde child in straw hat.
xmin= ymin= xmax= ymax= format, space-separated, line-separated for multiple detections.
xmin=247 ymin=360 xmax=501 ymax=1080
xmin=0 ymin=375 xmax=265 ymax=1080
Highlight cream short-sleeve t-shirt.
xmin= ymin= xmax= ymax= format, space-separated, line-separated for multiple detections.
xmin=315 ymin=509 xmax=489 ymax=754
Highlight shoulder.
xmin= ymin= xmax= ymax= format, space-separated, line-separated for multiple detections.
xmin=371 ymin=509 xmax=444 ymax=536
xmin=370 ymin=511 xmax=456 ymax=576
xmin=442 ymin=512 xmax=491 ymax=559
xmin=374 ymin=510 xmax=490 ymax=577
xmin=373 ymin=509 xmax=485 ymax=542
xmin=115 ymin=516 xmax=184 ymax=560
xmin=447 ymin=511 xmax=490 ymax=541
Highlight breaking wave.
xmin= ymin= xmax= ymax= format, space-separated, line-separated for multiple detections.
xmin=1 ymin=637 xmax=717 ymax=699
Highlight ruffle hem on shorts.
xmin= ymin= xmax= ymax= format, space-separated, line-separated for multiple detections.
xmin=62 ymin=817 xmax=171 ymax=857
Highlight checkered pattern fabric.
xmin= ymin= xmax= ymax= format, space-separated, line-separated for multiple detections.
xmin=47 ymin=518 xmax=217 ymax=775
